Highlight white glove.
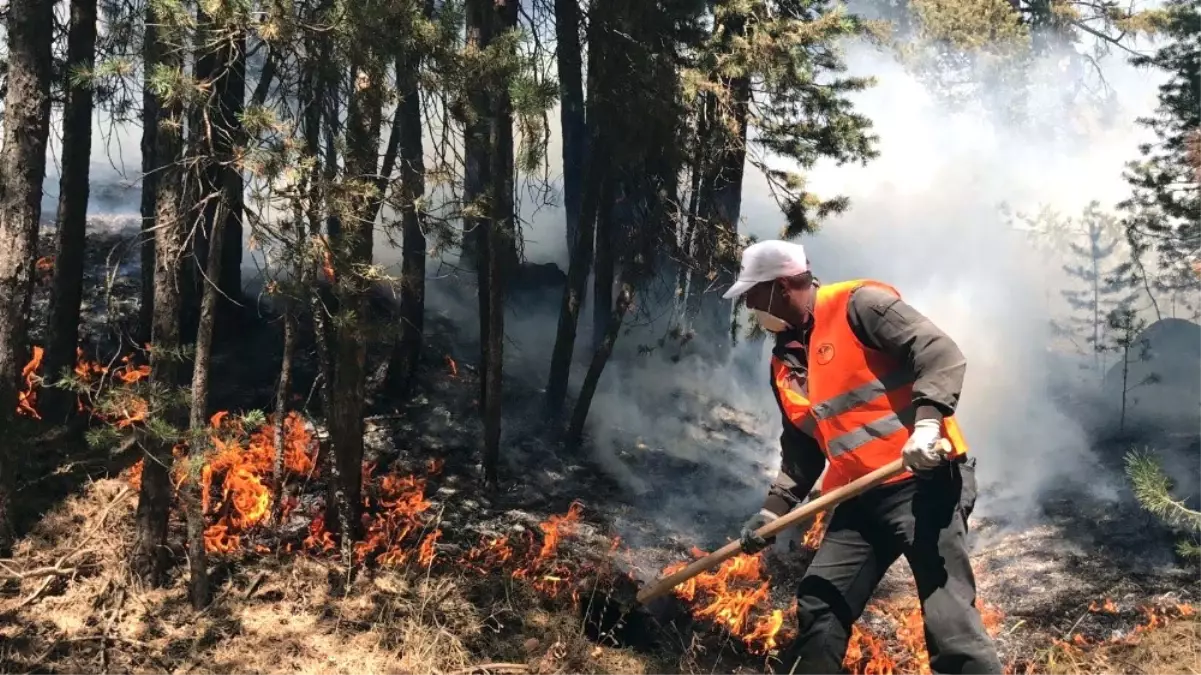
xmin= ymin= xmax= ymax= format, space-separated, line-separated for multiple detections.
xmin=901 ymin=419 xmax=947 ymax=471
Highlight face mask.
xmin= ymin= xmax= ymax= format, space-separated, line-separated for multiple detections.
xmin=754 ymin=309 xmax=791 ymax=333
xmin=753 ymin=284 xmax=792 ymax=333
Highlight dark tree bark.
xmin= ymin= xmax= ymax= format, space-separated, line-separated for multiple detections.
xmin=689 ymin=4 xmax=751 ymax=355
xmin=138 ymin=21 xmax=159 ymax=344
xmin=324 ymin=27 xmax=385 ymax=553
xmin=184 ymin=201 xmax=229 ymax=609
xmin=189 ymin=11 xmax=246 ymax=341
xmin=299 ymin=28 xmax=336 ymax=425
xmin=132 ymin=7 xmax=186 ymax=584
xmin=385 ymin=45 xmax=428 ymax=398
xmin=567 ymin=283 xmax=633 ymax=448
xmin=218 ymin=33 xmax=246 ymax=313
xmin=545 ymin=4 xmax=614 ymax=422
xmin=42 ymin=0 xmax=98 ymax=424
xmin=0 ymin=0 xmax=55 ymax=550
xmin=250 ymin=46 xmax=277 ymax=109
xmin=554 ymin=0 xmax=586 ymax=251
xmin=544 ymin=145 xmax=605 ymax=421
xmin=482 ymin=0 xmax=519 ymax=486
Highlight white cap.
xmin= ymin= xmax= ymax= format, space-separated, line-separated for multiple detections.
xmin=722 ymin=240 xmax=810 ymax=299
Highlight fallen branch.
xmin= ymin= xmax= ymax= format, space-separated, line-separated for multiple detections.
xmin=0 ymin=563 xmax=81 ymax=581
xmin=0 ymin=486 xmax=133 ymax=606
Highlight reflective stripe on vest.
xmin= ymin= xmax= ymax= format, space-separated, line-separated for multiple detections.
xmin=806 ymin=279 xmax=969 ymax=492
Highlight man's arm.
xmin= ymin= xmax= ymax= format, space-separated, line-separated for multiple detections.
xmin=762 ymin=422 xmax=826 ymax=516
xmin=847 ymin=286 xmax=967 ymax=423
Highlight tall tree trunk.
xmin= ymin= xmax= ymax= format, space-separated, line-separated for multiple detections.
xmin=544 ymin=146 xmax=604 ymax=421
xmin=132 ymin=6 xmax=186 ymax=584
xmin=189 ymin=12 xmax=246 ymax=342
xmin=0 ymin=0 xmax=54 ymax=550
xmin=567 ymin=283 xmax=632 ymax=448
xmin=302 ymin=25 xmax=336 ymax=422
xmin=464 ymin=0 xmax=493 ymax=409
xmin=139 ymin=20 xmax=159 ymax=344
xmin=385 ymin=44 xmax=427 ymax=397
xmin=300 ymin=33 xmax=339 ymax=530
xmin=42 ymin=0 xmax=98 ymax=424
xmin=482 ymin=0 xmax=518 ymax=486
xmin=692 ymin=5 xmax=751 ymax=356
xmin=325 ymin=29 xmax=385 ymax=554
xmin=219 ymin=33 xmax=246 ymax=306
xmin=554 ymin=0 xmax=586 ymax=252
xmin=184 ymin=202 xmax=227 ymax=610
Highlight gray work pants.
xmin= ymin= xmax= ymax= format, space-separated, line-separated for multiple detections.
xmin=779 ymin=459 xmax=1003 ymax=674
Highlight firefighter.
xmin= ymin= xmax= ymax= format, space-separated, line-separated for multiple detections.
xmin=723 ymin=240 xmax=1003 ymax=675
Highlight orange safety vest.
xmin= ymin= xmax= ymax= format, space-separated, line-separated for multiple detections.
xmin=773 ymin=279 xmax=969 ymax=492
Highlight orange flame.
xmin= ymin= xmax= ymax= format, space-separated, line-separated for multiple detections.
xmin=16 ymin=346 xmax=44 ymax=419
xmin=802 ymin=511 xmax=826 ymax=549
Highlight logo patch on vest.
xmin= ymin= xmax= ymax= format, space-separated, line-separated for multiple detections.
xmin=815 ymin=343 xmax=835 ymax=365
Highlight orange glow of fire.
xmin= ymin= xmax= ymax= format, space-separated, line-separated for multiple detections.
xmin=445 ymin=355 xmax=458 ymax=378
xmin=317 ymin=237 xmax=335 ymax=282
xmin=661 ymin=549 xmax=787 ymax=652
xmin=802 ymin=512 xmax=826 ymax=549
xmin=1041 ymin=601 xmax=1197 ymax=670
xmin=200 ymin=411 xmax=319 ymax=553
xmin=16 ymin=346 xmax=44 ymax=419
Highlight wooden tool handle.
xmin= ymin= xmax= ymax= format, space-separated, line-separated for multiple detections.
xmin=634 ymin=439 xmax=950 ymax=605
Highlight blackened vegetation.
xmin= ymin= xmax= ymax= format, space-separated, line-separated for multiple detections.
xmin=578 ymin=573 xmax=689 ymax=650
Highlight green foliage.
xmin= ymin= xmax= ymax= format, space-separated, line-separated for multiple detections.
xmin=1124 ymin=448 xmax=1201 ymax=558
xmin=511 ymin=71 xmax=560 ymax=172
xmin=1119 ymin=0 xmax=1201 ymax=292
xmin=694 ymin=0 xmax=880 ymax=237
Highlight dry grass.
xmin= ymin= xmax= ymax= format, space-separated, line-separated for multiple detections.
xmin=1037 ymin=619 xmax=1201 ymax=675
xmin=2 ymin=476 xmax=1196 ymax=675
xmin=0 ymin=478 xmax=683 ymax=675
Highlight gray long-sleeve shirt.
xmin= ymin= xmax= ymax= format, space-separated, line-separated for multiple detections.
xmin=761 ymin=284 xmax=967 ymax=516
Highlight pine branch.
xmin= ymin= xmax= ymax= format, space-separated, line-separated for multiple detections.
xmin=1124 ymin=449 xmax=1201 ymax=533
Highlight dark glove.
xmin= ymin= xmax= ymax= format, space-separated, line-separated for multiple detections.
xmin=739 ymin=510 xmax=779 ymax=554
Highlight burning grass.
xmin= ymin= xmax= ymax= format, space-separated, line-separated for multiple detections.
xmin=4 ymin=347 xmax=1199 ymax=674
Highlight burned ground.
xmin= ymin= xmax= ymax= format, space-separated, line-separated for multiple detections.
xmin=1 ymin=225 xmax=1197 ymax=674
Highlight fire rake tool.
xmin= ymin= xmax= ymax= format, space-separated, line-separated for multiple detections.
xmin=635 ymin=439 xmax=951 ymax=605
xmin=581 ymin=441 xmax=948 ymax=647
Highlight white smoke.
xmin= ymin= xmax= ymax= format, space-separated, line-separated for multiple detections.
xmin=575 ymin=39 xmax=1165 ymax=527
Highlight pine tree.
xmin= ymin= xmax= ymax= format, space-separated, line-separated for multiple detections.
xmin=41 ymin=0 xmax=99 ymax=425
xmin=1125 ymin=448 xmax=1201 ymax=559
xmin=0 ymin=0 xmax=56 ymax=552
xmin=1052 ymin=202 xmax=1138 ymax=375
xmin=1119 ymin=0 xmax=1201 ymax=293
xmin=1102 ymin=307 xmax=1160 ymax=433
